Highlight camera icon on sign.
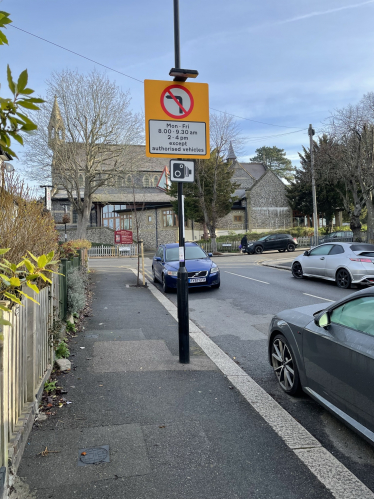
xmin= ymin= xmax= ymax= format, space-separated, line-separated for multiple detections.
xmin=172 ymin=163 xmax=192 ymax=179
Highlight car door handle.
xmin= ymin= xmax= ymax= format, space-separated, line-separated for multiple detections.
xmin=320 ymin=257 xmax=325 ymax=260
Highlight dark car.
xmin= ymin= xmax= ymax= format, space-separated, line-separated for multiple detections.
xmin=320 ymin=230 xmax=353 ymax=243
xmin=246 ymin=234 xmax=298 ymax=254
xmin=152 ymin=242 xmax=220 ymax=293
xmin=268 ymin=288 xmax=374 ymax=444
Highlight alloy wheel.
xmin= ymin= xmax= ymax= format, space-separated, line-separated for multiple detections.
xmin=287 ymin=244 xmax=295 ymax=252
xmin=292 ymin=261 xmax=303 ymax=279
xmin=336 ymin=269 xmax=351 ymax=289
xmin=271 ymin=337 xmax=296 ymax=392
xmin=255 ymin=246 xmax=263 ymax=254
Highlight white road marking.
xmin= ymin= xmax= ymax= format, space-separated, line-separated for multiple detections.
xmin=130 ymin=268 xmax=374 ymax=499
xmin=224 ymin=271 xmax=269 ymax=284
xmin=303 ymin=293 xmax=334 ymax=302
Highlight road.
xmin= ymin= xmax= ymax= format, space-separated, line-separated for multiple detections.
xmin=89 ymin=251 xmax=374 ymax=493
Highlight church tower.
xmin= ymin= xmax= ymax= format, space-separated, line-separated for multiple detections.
xmin=48 ymin=96 xmax=65 ymax=149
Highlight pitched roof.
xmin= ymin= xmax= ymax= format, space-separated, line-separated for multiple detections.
xmin=239 ymin=162 xmax=267 ymax=180
xmin=226 ymin=142 xmax=237 ymax=161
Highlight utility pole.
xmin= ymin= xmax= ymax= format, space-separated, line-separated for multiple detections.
xmin=308 ymin=124 xmax=318 ymax=245
xmin=174 ymin=0 xmax=190 ymax=364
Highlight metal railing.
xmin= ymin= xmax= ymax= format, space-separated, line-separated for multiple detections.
xmin=0 ymin=273 xmax=59 ymax=484
xmin=88 ymin=244 xmax=138 ymax=258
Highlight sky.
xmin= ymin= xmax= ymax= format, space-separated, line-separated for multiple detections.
xmin=2 ymin=0 xmax=374 ymax=181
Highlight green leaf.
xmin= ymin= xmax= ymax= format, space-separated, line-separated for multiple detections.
xmin=18 ymin=88 xmax=34 ymax=95
xmin=17 ymin=101 xmax=40 ymax=110
xmin=0 ymin=30 xmax=8 ymax=45
xmin=0 ymin=274 xmax=10 ymax=282
xmin=7 ymin=65 xmax=16 ymax=94
xmin=0 ymin=318 xmax=12 ymax=327
xmin=0 ymin=304 xmax=10 ymax=312
xmin=17 ymin=69 xmax=28 ymax=92
xmin=38 ymin=273 xmax=52 ymax=284
xmin=3 ymin=292 xmax=22 ymax=305
xmin=37 ymin=255 xmax=47 ymax=268
xmin=23 ymin=259 xmax=34 ymax=272
xmin=0 ymin=248 xmax=10 ymax=255
xmin=26 ymin=274 xmax=39 ymax=280
xmin=9 ymin=277 xmax=21 ymax=287
xmin=46 ymin=251 xmax=54 ymax=263
xmin=18 ymin=291 xmax=39 ymax=305
xmin=25 ymin=97 xmax=44 ymax=104
xmin=27 ymin=252 xmax=38 ymax=263
xmin=20 ymin=123 xmax=37 ymax=132
xmin=26 ymin=282 xmax=39 ymax=294
xmin=10 ymin=264 xmax=17 ymax=272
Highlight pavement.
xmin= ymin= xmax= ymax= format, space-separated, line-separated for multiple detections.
xmin=16 ymin=260 xmax=371 ymax=499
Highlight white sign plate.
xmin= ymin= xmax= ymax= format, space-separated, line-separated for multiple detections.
xmin=149 ymin=120 xmax=206 ymax=156
xmin=170 ymin=160 xmax=195 ymax=183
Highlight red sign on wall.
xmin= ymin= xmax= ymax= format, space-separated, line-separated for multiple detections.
xmin=114 ymin=230 xmax=133 ymax=244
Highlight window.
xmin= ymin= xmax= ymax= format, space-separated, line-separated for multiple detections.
xmin=156 ymin=247 xmax=164 ymax=259
xmin=329 ymin=245 xmax=344 ymax=255
xmin=233 ymin=215 xmax=243 ymax=222
xmin=267 ymin=235 xmax=277 ymax=241
xmin=331 ymin=297 xmax=374 ymax=335
xmin=125 ymin=175 xmax=133 ymax=187
xmin=121 ymin=214 xmax=132 ymax=230
xmin=78 ymin=174 xmax=84 ymax=187
xmin=154 ymin=175 xmax=160 ymax=186
xmin=143 ymin=175 xmax=150 ymax=187
xmin=309 ymin=244 xmax=334 ymax=256
xmin=162 ymin=210 xmax=177 ymax=227
xmin=351 ymin=244 xmax=374 ymax=252
xmin=166 ymin=245 xmax=207 ymax=261
xmin=148 ymin=215 xmax=152 ymax=223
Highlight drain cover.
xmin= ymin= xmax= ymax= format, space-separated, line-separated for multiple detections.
xmin=78 ymin=445 xmax=110 ymax=466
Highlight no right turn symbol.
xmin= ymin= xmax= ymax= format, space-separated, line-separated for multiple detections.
xmin=160 ymin=85 xmax=194 ymax=119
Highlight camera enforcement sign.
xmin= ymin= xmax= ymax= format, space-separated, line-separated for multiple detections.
xmin=170 ymin=160 xmax=194 ymax=183
xmin=144 ymin=79 xmax=210 ymax=159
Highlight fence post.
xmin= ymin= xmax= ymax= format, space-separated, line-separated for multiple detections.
xmin=61 ymin=259 xmax=68 ymax=321
xmin=25 ymin=288 xmax=37 ymax=402
xmin=77 ymin=249 xmax=81 ymax=268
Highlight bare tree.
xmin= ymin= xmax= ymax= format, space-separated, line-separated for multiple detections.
xmin=195 ymin=113 xmax=242 ymax=253
xmin=22 ymin=69 xmax=143 ymax=238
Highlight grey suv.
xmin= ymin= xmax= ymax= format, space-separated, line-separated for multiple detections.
xmin=246 ymin=234 xmax=298 ymax=254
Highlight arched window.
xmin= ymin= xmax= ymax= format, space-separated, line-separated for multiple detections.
xmin=125 ymin=174 xmax=133 ymax=187
xmin=78 ymin=174 xmax=84 ymax=187
xmin=143 ymin=175 xmax=150 ymax=187
xmin=154 ymin=175 xmax=160 ymax=187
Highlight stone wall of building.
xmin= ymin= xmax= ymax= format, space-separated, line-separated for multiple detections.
xmin=56 ymin=226 xmax=115 ymax=244
xmin=248 ymin=171 xmax=292 ymax=230
xmin=216 ymin=210 xmax=246 ymax=231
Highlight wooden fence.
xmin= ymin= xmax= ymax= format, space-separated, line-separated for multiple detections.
xmin=88 ymin=244 xmax=138 ymax=258
xmin=0 ymin=274 xmax=60 ymax=497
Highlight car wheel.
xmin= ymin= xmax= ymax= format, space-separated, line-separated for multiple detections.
xmin=291 ymin=261 xmax=304 ymax=279
xmin=162 ymin=274 xmax=170 ymax=293
xmin=336 ymin=268 xmax=351 ymax=289
xmin=278 ymin=249 xmax=286 ymax=252
xmin=212 ymin=282 xmax=220 ymax=289
xmin=152 ymin=267 xmax=158 ymax=283
xmin=271 ymin=334 xmax=300 ymax=395
xmin=255 ymin=246 xmax=263 ymax=254
xmin=287 ymin=244 xmax=295 ymax=252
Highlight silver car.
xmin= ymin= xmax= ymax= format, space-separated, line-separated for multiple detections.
xmin=291 ymin=242 xmax=374 ymax=288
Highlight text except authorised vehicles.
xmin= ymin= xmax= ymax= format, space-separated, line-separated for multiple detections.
xmin=149 ymin=120 xmax=207 ymax=156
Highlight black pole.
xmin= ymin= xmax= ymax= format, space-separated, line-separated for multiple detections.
xmin=174 ymin=0 xmax=189 ymax=364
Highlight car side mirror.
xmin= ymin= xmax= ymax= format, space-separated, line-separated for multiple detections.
xmin=314 ymin=311 xmax=330 ymax=329
xmin=154 ymin=256 xmax=161 ymax=261
xmin=303 ymin=250 xmax=310 ymax=256
xmin=208 ymin=253 xmax=213 ymax=257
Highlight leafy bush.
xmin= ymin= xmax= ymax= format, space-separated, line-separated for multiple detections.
xmin=59 ymin=241 xmax=78 ymax=259
xmin=66 ymin=320 xmax=77 ymax=333
xmin=55 ymin=340 xmax=70 ymax=359
xmin=70 ymin=239 xmax=91 ymax=250
xmin=67 ymin=268 xmax=87 ymax=315
xmin=44 ymin=380 xmax=57 ymax=393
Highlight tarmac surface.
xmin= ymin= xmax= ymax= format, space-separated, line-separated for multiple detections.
xmin=16 ymin=264 xmax=340 ymax=499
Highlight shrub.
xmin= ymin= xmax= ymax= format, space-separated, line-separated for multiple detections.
xmin=55 ymin=340 xmax=70 ymax=359
xmin=67 ymin=268 xmax=87 ymax=314
xmin=70 ymin=239 xmax=92 ymax=250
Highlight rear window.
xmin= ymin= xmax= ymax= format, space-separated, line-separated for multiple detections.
xmin=350 ymin=244 xmax=374 ymax=252
xmin=358 ymin=252 xmax=374 ymax=257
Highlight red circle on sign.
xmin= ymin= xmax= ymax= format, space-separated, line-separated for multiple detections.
xmin=160 ymin=85 xmax=194 ymax=119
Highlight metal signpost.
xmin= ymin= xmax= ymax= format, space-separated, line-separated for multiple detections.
xmin=144 ymin=0 xmax=209 ymax=364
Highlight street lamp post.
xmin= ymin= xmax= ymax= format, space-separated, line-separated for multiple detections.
xmin=308 ymin=125 xmax=318 ymax=245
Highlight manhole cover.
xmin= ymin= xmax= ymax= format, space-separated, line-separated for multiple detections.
xmin=78 ymin=445 xmax=110 ymax=466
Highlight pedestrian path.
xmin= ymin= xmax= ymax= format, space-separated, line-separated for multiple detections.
xmin=16 ymin=265 xmax=361 ymax=498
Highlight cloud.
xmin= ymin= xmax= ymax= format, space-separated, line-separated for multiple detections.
xmin=272 ymin=0 xmax=374 ymax=26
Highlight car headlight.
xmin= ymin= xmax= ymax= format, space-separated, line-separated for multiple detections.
xmin=248 ymin=243 xmax=254 ymax=247
xmin=210 ymin=267 xmax=219 ymax=274
xmin=167 ymin=271 xmax=178 ymax=276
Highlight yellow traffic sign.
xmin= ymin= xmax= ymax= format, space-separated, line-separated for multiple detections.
xmin=144 ymin=79 xmax=210 ymax=159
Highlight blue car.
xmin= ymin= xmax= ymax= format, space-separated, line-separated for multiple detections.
xmin=152 ymin=242 xmax=220 ymax=293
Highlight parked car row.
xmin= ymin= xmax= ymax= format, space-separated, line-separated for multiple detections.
xmin=245 ymin=233 xmax=298 ymax=254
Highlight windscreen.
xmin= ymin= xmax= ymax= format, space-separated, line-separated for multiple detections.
xmin=351 ymin=244 xmax=374 ymax=252
xmin=166 ymin=246 xmax=207 ymax=261
xmin=258 ymin=235 xmax=268 ymax=241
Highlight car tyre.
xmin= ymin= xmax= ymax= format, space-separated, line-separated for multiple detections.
xmin=152 ymin=267 xmax=158 ymax=283
xmin=162 ymin=274 xmax=170 ymax=293
xmin=287 ymin=244 xmax=295 ymax=252
xmin=291 ymin=261 xmax=304 ymax=279
xmin=336 ymin=268 xmax=351 ymax=289
xmin=271 ymin=334 xmax=300 ymax=396
xmin=255 ymin=246 xmax=263 ymax=254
